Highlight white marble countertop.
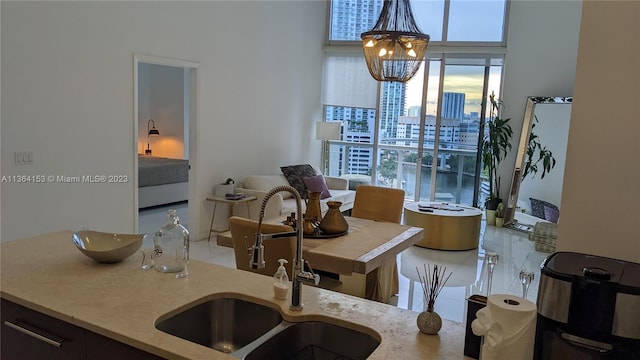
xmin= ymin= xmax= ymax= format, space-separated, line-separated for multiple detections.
xmin=0 ymin=231 xmax=472 ymax=359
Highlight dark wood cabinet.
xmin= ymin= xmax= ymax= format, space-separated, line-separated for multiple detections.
xmin=85 ymin=331 xmax=164 ymax=360
xmin=1 ymin=298 xmax=86 ymax=360
xmin=1 ymin=299 xmax=164 ymax=360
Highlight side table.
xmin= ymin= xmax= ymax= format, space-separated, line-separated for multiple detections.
xmin=404 ymin=202 xmax=482 ymax=250
xmin=206 ymin=195 xmax=257 ymax=242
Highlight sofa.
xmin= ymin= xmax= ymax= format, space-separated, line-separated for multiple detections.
xmin=234 ymin=169 xmax=355 ymax=221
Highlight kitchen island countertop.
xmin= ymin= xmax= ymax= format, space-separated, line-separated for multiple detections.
xmin=0 ymin=231 xmax=470 ymax=359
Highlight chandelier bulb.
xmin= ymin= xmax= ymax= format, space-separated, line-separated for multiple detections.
xmin=360 ymin=0 xmax=430 ymax=82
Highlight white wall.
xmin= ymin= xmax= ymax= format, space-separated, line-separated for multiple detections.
xmin=138 ymin=63 xmax=186 ymax=159
xmin=557 ymin=1 xmax=640 ymax=263
xmin=500 ymin=0 xmax=582 ymax=202
xmin=1 ymin=1 xmax=326 ymax=242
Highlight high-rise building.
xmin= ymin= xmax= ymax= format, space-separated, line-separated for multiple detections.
xmin=442 ymin=92 xmax=465 ymax=120
xmin=398 ymin=115 xmax=462 ymax=146
xmin=329 ymin=0 xmax=383 ymax=40
xmin=407 ymin=106 xmax=421 ymax=117
xmin=324 ymin=106 xmax=376 ymax=176
xmin=379 ymin=82 xmax=407 ymax=140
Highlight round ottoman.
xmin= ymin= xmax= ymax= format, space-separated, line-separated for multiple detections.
xmin=404 ymin=202 xmax=482 ymax=250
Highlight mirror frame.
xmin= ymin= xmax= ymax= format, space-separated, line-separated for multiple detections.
xmin=504 ymin=96 xmax=573 ymax=227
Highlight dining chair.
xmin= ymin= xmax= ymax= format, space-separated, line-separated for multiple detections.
xmin=229 ymin=216 xmax=295 ymax=277
xmin=351 ymin=185 xmax=405 ymax=223
xmin=350 ymin=185 xmax=405 ymax=304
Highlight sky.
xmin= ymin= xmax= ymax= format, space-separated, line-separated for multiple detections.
xmin=405 ymin=62 xmax=502 ymax=116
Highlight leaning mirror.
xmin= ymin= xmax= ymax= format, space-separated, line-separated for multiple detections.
xmin=505 ymin=96 xmax=572 ymax=231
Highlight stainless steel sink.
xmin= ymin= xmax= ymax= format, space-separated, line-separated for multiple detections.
xmin=155 ymin=297 xmax=282 ymax=354
xmin=244 ymin=321 xmax=380 ymax=360
xmin=156 ymin=296 xmax=380 ymax=359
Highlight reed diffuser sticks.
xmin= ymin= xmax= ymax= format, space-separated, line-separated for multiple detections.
xmin=416 ymin=264 xmax=453 ymax=312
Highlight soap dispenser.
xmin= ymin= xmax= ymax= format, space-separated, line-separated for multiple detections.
xmin=273 ymin=259 xmax=290 ymax=300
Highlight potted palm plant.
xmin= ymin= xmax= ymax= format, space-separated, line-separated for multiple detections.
xmin=481 ymin=92 xmax=513 ymax=224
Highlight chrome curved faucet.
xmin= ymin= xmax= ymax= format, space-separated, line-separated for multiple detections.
xmin=250 ymin=185 xmax=319 ymax=311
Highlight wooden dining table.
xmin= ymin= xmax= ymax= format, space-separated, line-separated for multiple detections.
xmin=291 ymin=216 xmax=424 ymax=302
xmin=302 ymin=216 xmax=423 ymax=275
xmin=220 ymin=216 xmax=424 ymax=302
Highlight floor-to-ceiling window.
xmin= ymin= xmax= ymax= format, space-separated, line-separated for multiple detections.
xmin=322 ymin=0 xmax=508 ymax=207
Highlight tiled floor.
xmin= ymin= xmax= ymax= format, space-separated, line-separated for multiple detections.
xmin=139 ymin=203 xmax=550 ymax=323
xmin=138 ymin=202 xmax=189 ymax=236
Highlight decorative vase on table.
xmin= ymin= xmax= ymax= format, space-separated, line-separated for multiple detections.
xmin=416 ymin=264 xmax=451 ymax=335
xmin=305 ymin=191 xmax=323 ymax=225
xmin=417 ymin=303 xmax=442 ymax=335
xmin=318 ymin=201 xmax=348 ymax=235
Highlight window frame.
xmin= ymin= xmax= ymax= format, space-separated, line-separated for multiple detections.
xmin=324 ymin=0 xmax=511 ymax=47
xmin=322 ymin=0 xmax=510 ymax=206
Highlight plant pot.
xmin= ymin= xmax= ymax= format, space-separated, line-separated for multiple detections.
xmin=495 ymin=217 xmax=504 ymax=227
xmin=486 ymin=209 xmax=496 ymax=226
xmin=484 ymin=198 xmax=502 ymax=210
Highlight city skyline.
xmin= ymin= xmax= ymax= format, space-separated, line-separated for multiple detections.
xmin=405 ymin=64 xmax=503 ymax=117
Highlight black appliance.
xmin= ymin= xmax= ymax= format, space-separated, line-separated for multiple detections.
xmin=535 ymin=252 xmax=640 ymax=359
xmin=463 ymin=294 xmax=486 ymax=359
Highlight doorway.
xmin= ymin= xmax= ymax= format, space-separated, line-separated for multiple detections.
xmin=133 ymin=54 xmax=199 ymax=237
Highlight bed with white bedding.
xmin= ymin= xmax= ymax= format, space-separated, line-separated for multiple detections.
xmin=138 ymin=155 xmax=189 ymax=208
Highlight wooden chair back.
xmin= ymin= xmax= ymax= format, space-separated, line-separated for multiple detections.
xmin=229 ymin=216 xmax=295 ymax=277
xmin=351 ymin=185 xmax=405 ymax=224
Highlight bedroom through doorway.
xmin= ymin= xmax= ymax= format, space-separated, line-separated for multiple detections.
xmin=134 ymin=55 xmax=199 ymax=237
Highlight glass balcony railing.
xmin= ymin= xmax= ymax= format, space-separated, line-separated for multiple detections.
xmin=326 ymin=142 xmax=485 ymax=207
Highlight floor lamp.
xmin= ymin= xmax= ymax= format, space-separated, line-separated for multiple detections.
xmin=315 ymin=122 xmax=341 ymax=175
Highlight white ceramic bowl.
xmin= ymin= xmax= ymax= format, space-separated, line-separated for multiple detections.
xmin=72 ymin=230 xmax=145 ymax=263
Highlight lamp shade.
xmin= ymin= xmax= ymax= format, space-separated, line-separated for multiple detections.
xmin=361 ymin=0 xmax=429 ymax=83
xmin=316 ymin=122 xmax=341 ymax=141
xmin=147 ymin=119 xmax=160 ymax=136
